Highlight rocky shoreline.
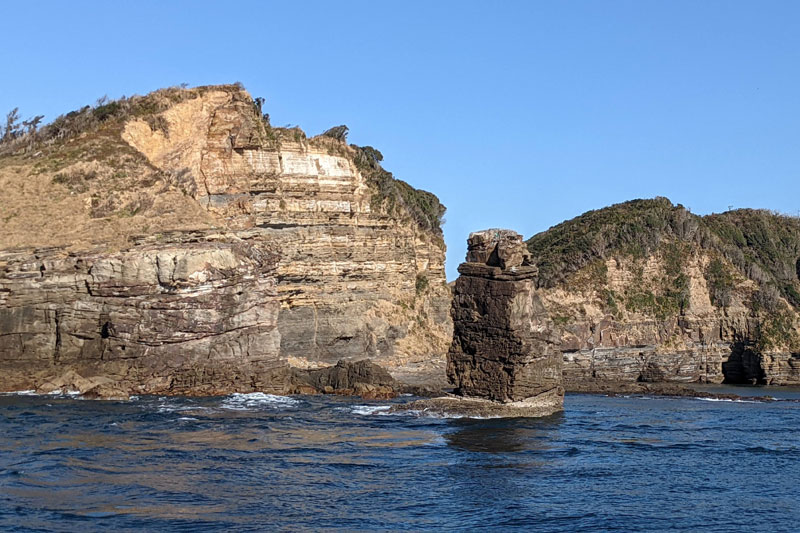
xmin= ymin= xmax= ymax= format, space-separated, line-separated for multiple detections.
xmin=563 ymin=379 xmax=792 ymax=402
xmin=3 ymin=84 xmax=800 ymax=409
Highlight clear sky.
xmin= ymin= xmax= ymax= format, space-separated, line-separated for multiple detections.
xmin=2 ymin=1 xmax=798 ymax=279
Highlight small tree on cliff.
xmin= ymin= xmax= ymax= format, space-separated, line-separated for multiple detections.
xmin=321 ymin=125 xmax=349 ymax=142
xmin=22 ymin=115 xmax=44 ymax=150
xmin=2 ymin=108 xmax=21 ymax=142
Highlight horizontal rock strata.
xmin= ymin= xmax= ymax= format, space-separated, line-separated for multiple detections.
xmin=0 ymin=236 xmax=287 ymax=395
xmin=0 ymin=84 xmax=451 ymax=395
xmin=121 ymin=87 xmax=451 ymax=375
xmin=546 ymin=254 xmax=800 ymax=386
xmin=527 ymin=199 xmax=800 ymax=386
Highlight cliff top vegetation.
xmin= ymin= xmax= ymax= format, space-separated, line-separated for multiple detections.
xmin=527 ymin=197 xmax=800 ymax=312
xmin=0 ymin=83 xmax=445 ymax=247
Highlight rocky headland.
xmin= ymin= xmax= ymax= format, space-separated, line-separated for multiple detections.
xmin=527 ymin=198 xmax=800 ymax=389
xmin=2 ymin=84 xmax=799 ymax=404
xmin=0 ymin=84 xmax=450 ymax=397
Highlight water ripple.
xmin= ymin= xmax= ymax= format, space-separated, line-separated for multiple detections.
xmin=0 ymin=390 xmax=799 ymax=531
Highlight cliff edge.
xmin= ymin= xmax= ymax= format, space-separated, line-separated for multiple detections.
xmin=0 ymin=84 xmax=451 ymax=395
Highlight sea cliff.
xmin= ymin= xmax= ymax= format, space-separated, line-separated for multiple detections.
xmin=0 ymin=84 xmax=450 ymax=395
xmin=527 ymin=198 xmax=800 ymax=386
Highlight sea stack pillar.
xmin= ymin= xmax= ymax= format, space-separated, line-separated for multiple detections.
xmin=447 ymin=229 xmax=564 ymax=412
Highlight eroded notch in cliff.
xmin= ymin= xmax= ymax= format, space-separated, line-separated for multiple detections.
xmin=53 ymin=310 xmax=62 ymax=364
xmin=722 ymin=341 xmax=766 ymax=384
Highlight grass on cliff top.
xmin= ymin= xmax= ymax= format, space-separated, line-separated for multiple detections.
xmin=353 ymin=144 xmax=445 ymax=237
xmin=527 ymin=197 xmax=800 ymax=350
xmin=1 ymin=83 xmax=446 ymax=243
xmin=526 ymin=197 xmax=699 ymax=287
xmin=1 ymin=83 xmax=249 ymax=160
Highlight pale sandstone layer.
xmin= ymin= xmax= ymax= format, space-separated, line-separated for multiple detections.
xmin=0 ymin=84 xmax=450 ymax=395
xmin=120 ymin=88 xmax=451 ymax=376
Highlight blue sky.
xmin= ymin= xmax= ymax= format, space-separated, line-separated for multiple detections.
xmin=2 ymin=1 xmax=799 ymax=279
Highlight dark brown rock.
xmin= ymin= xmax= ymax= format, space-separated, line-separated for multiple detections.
xmin=401 ymin=229 xmax=563 ymax=417
xmin=293 ymin=359 xmax=398 ymax=399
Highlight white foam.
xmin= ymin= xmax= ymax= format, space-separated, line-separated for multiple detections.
xmin=156 ymin=403 xmax=213 ymax=414
xmin=42 ymin=389 xmax=81 ymax=396
xmin=177 ymin=417 xmax=198 ymax=421
xmin=399 ymin=409 xmax=500 ymax=420
xmin=2 ymin=389 xmax=82 ymax=398
xmin=695 ymin=397 xmax=759 ymax=404
xmin=220 ymin=392 xmax=300 ymax=411
xmin=351 ymin=405 xmax=392 ymax=415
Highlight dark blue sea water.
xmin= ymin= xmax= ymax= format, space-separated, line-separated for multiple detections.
xmin=1 ymin=388 xmax=799 ymax=532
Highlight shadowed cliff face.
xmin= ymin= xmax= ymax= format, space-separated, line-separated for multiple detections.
xmin=526 ymin=198 xmax=800 ymax=386
xmin=0 ymin=84 xmax=451 ymax=394
xmin=0 ymin=237 xmax=287 ymax=396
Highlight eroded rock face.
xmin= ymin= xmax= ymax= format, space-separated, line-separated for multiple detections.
xmin=525 ymin=198 xmax=800 ymax=387
xmin=541 ymin=253 xmax=800 ymax=386
xmin=409 ymin=229 xmax=564 ymax=417
xmin=122 ymin=88 xmax=451 ymax=377
xmin=293 ymin=359 xmax=398 ymax=399
xmin=0 ymin=236 xmax=288 ymax=396
xmin=0 ymin=84 xmax=451 ymax=395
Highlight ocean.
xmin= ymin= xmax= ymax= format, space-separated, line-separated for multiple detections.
xmin=1 ymin=387 xmax=799 ymax=532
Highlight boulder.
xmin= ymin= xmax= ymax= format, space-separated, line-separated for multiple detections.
xmin=293 ymin=359 xmax=398 ymax=399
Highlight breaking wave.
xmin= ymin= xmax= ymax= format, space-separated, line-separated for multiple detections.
xmin=220 ymin=392 xmax=301 ymax=411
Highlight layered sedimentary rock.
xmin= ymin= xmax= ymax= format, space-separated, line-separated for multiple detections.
xmin=0 ymin=84 xmax=450 ymax=395
xmin=527 ymin=198 xmax=800 ymax=386
xmin=0 ymin=235 xmax=287 ymax=396
xmin=120 ymin=87 xmax=451 ymax=375
xmin=398 ymin=230 xmax=563 ymax=417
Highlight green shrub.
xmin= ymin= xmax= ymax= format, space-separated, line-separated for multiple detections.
xmin=415 ymin=273 xmax=429 ymax=294
xmin=526 ymin=197 xmax=695 ymax=288
xmin=351 ymin=144 xmax=445 ymax=236
xmin=527 ymin=199 xmax=800 ymax=316
xmin=92 ymin=101 xmax=122 ymax=122
xmin=706 ymin=258 xmax=736 ymax=307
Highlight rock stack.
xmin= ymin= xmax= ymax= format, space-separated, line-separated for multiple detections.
xmin=396 ymin=229 xmax=564 ymax=417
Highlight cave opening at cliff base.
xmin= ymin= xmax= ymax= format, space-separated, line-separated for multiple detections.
xmin=721 ymin=341 xmax=766 ymax=385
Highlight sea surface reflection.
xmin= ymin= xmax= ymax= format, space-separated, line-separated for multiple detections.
xmin=1 ymin=388 xmax=799 ymax=531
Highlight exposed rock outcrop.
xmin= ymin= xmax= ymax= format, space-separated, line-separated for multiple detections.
xmin=398 ymin=230 xmax=563 ymax=417
xmin=0 ymin=236 xmax=288 ymax=396
xmin=119 ymin=87 xmax=451 ymax=377
xmin=0 ymin=84 xmax=450 ymax=395
xmin=526 ymin=198 xmax=800 ymax=386
xmin=292 ymin=359 xmax=398 ymax=399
